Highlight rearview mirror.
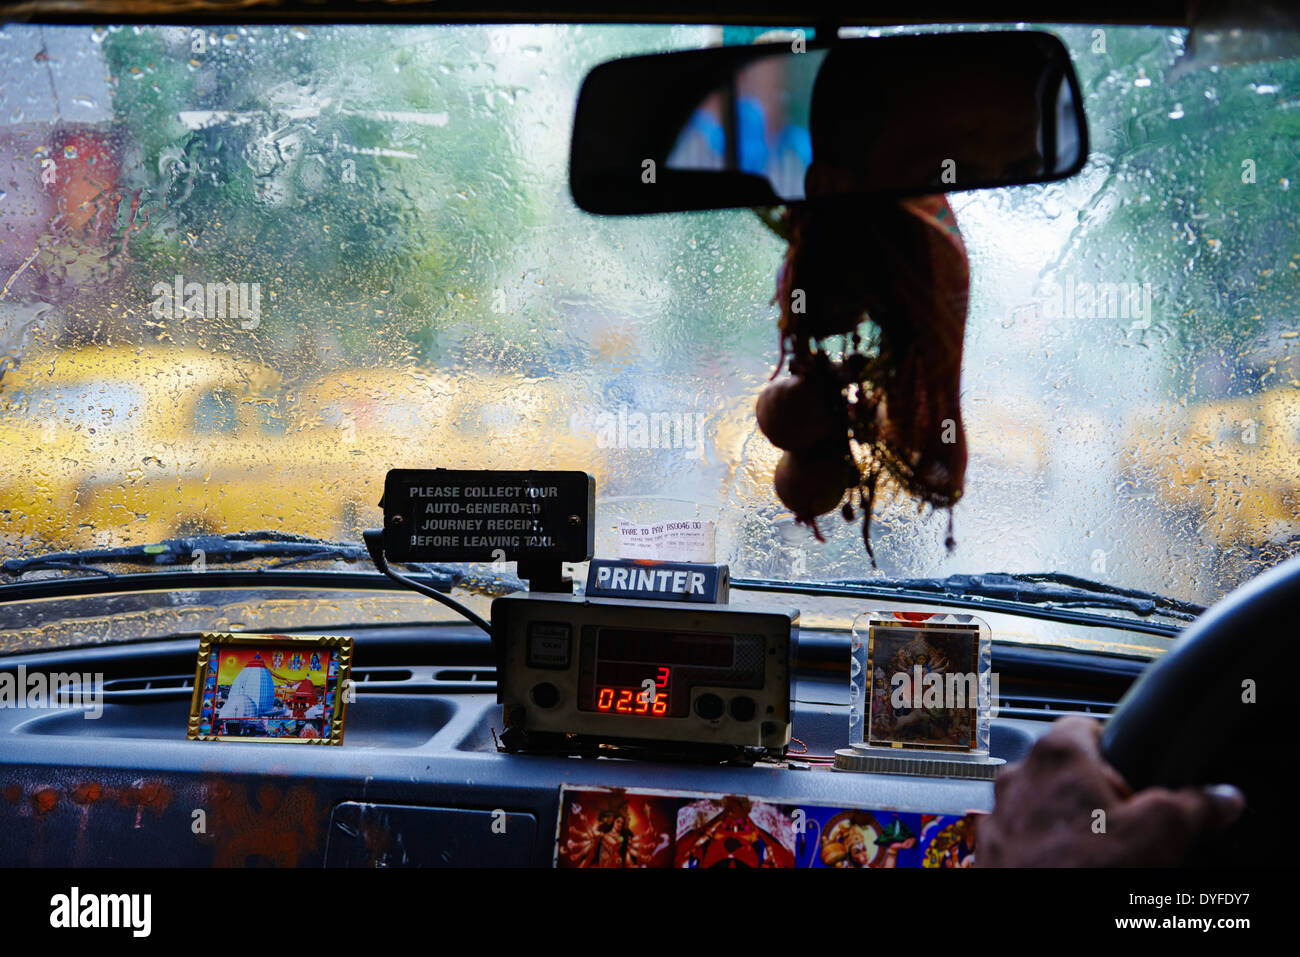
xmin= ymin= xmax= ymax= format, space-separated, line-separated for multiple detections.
xmin=570 ymin=31 xmax=1088 ymax=214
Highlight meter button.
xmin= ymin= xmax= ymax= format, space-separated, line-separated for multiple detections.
xmin=694 ymin=693 xmax=725 ymax=721
xmin=526 ymin=622 xmax=571 ymax=669
xmin=530 ymin=682 xmax=560 ymax=709
xmin=729 ymin=696 xmax=756 ymax=722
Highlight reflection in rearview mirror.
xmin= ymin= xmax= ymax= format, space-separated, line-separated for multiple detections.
xmin=571 ymin=31 xmax=1088 ymax=214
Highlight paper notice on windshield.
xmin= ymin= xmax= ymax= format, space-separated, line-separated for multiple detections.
xmin=661 ymin=520 xmax=715 ymax=563
xmin=617 ymin=521 xmax=715 ymax=563
xmin=617 ymin=521 xmax=663 ymax=559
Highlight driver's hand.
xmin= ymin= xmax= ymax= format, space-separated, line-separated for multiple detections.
xmin=976 ymin=716 xmax=1245 ymax=867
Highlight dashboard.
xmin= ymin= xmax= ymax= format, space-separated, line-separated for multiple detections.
xmin=0 ymin=616 xmax=1146 ymax=867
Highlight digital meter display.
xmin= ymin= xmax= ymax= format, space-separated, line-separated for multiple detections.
xmin=593 ymin=666 xmax=672 ymax=716
xmin=577 ymin=627 xmax=762 ymax=718
xmin=494 ymin=594 xmax=796 ymax=755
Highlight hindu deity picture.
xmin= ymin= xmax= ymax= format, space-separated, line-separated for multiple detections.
xmin=556 ymin=789 xmax=675 ymax=867
xmin=674 ymin=796 xmax=795 ymax=868
xmin=867 ymin=623 xmax=979 ymax=750
xmin=553 ymin=787 xmax=978 ymax=868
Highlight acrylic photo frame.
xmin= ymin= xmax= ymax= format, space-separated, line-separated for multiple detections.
xmin=849 ymin=611 xmax=993 ymax=760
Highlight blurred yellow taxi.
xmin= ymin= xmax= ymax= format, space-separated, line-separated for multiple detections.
xmin=2 ymin=353 xmax=608 ymax=550
xmin=0 ymin=346 xmax=285 ymax=548
xmin=1123 ymin=389 xmax=1300 ymax=549
xmin=278 ymin=365 xmax=607 ymax=537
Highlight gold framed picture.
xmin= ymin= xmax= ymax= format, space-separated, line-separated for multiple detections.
xmin=187 ymin=632 xmax=353 ymax=745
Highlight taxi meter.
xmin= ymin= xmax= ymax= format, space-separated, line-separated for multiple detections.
xmin=376 ymin=469 xmax=796 ymax=759
xmin=493 ymin=593 xmax=796 ymax=758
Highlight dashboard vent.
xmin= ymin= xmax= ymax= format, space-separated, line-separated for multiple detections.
xmin=433 ymin=668 xmax=494 ymax=683
xmin=356 ymin=667 xmax=497 ymax=693
xmin=352 ymin=669 xmax=414 ymax=683
xmin=102 ymin=675 xmax=194 ymax=698
xmin=996 ymin=694 xmax=1116 ymax=720
xmin=101 ymin=665 xmax=497 ymax=700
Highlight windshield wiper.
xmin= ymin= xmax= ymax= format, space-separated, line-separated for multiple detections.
xmin=823 ymin=572 xmax=1203 ymax=620
xmin=975 ymin=571 xmax=1203 ymax=620
xmin=6 ymin=538 xmax=1199 ymax=636
xmin=1 ymin=531 xmax=365 ymax=579
xmin=0 ymin=531 xmax=525 ymax=595
xmin=730 ymin=570 xmax=1203 ymax=637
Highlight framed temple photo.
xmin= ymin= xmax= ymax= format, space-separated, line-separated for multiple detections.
xmin=187 ymin=632 xmax=353 ymax=745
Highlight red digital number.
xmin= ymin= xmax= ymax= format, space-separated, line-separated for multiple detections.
xmin=596 ymin=673 xmax=671 ymax=716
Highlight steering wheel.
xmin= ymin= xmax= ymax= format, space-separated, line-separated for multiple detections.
xmin=1100 ymin=553 xmax=1292 ymax=864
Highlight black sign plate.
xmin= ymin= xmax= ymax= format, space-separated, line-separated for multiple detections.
xmin=585 ymin=559 xmax=729 ymax=603
xmin=381 ymin=469 xmax=594 ymax=563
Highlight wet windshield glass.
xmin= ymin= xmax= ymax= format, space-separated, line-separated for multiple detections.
xmin=1 ymin=23 xmax=1297 ymax=631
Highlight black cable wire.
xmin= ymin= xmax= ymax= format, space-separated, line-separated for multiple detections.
xmin=362 ymin=530 xmax=492 ymax=634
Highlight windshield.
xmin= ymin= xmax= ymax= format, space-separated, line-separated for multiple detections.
xmin=1 ymin=22 xmax=1297 ymax=644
